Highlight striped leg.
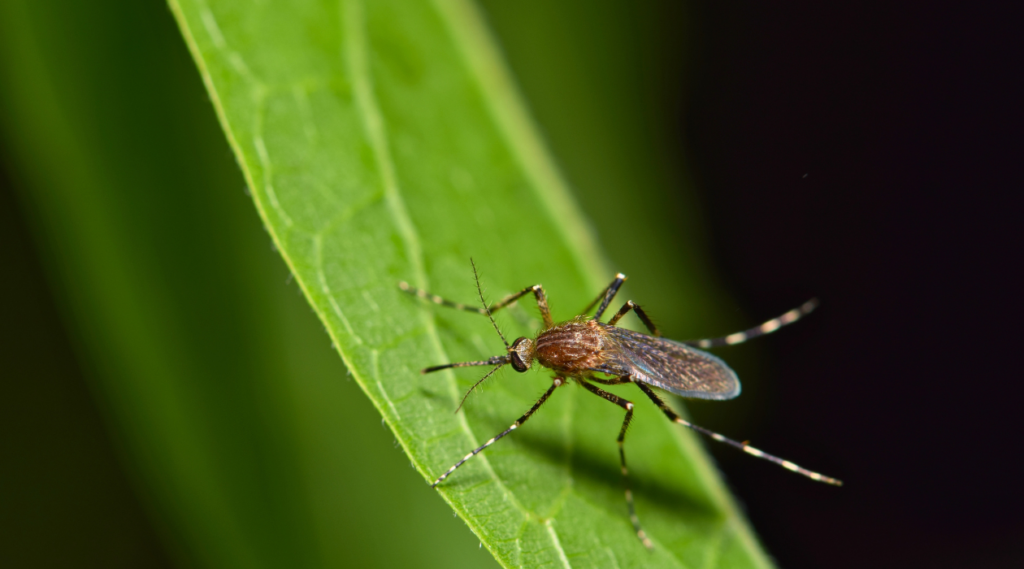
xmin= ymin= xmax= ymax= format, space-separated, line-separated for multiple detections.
xmin=399 ymin=281 xmax=553 ymax=328
xmin=607 ymin=300 xmax=662 ymax=337
xmin=581 ymin=273 xmax=628 ymax=321
xmin=432 ymin=378 xmax=564 ymax=488
xmin=579 ymin=379 xmax=654 ymax=550
xmin=686 ymin=299 xmax=819 ymax=348
xmin=635 ymin=383 xmax=841 ymax=485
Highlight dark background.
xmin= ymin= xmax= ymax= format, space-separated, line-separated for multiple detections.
xmin=684 ymin=2 xmax=1024 ymax=567
xmin=485 ymin=1 xmax=1024 ymax=567
xmin=0 ymin=155 xmax=171 ymax=566
xmin=3 ymin=1 xmax=1021 ymax=568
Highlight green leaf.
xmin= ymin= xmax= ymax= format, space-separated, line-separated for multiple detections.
xmin=166 ymin=0 xmax=772 ymax=567
xmin=0 ymin=0 xmax=497 ymax=567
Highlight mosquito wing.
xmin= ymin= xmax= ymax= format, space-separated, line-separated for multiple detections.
xmin=597 ymin=324 xmax=741 ymax=400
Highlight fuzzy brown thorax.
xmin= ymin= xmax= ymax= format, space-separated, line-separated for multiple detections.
xmin=533 ymin=318 xmax=608 ymax=376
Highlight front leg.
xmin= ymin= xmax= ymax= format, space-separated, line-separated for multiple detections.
xmin=399 ymin=282 xmax=553 ymax=328
xmin=431 ymin=378 xmax=565 ymax=487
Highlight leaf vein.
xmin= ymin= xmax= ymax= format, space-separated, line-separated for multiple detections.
xmin=342 ymin=0 xmax=530 ymax=525
xmin=371 ymin=349 xmax=401 ymax=423
xmin=314 ymin=235 xmax=363 ymax=345
xmin=254 ymin=135 xmax=294 ymax=228
xmin=543 ymin=519 xmax=572 ymax=569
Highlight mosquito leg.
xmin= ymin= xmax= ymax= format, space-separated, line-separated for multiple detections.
xmin=685 ymin=299 xmax=819 ymax=348
xmin=582 ymin=273 xmax=627 ymax=321
xmin=491 ymin=284 xmax=553 ymax=328
xmin=635 ymin=382 xmax=842 ymax=486
xmin=586 ymin=375 xmax=633 ymax=386
xmin=399 ymin=282 xmax=553 ymax=327
xmin=579 ymin=379 xmax=654 ymax=550
xmin=431 ymin=378 xmax=565 ymax=487
xmin=607 ymin=301 xmax=662 ymax=337
xmin=400 ymin=281 xmax=485 ymax=315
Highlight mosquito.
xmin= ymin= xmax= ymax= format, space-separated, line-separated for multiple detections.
xmin=400 ymin=263 xmax=841 ymax=550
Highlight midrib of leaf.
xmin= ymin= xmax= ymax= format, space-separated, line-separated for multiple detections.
xmin=171 ymin=0 xmax=540 ymax=560
xmin=340 ymin=0 xmax=535 ymax=539
xmin=430 ymin=0 xmax=607 ymax=287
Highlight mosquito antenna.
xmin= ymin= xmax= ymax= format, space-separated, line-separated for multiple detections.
xmin=455 ymin=362 xmax=505 ymax=414
xmin=471 ymin=258 xmax=509 ymax=350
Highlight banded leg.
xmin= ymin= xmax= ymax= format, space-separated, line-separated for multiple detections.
xmin=607 ymin=300 xmax=662 ymax=337
xmin=432 ymin=378 xmax=564 ymax=487
xmin=685 ymin=299 xmax=819 ymax=348
xmin=635 ymin=382 xmax=842 ymax=486
xmin=399 ymin=281 xmax=553 ymax=328
xmin=579 ymin=379 xmax=654 ymax=550
xmin=581 ymin=273 xmax=628 ymax=321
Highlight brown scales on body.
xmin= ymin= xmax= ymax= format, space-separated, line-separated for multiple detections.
xmin=531 ymin=318 xmax=609 ymax=376
xmin=403 ymin=265 xmax=840 ymax=551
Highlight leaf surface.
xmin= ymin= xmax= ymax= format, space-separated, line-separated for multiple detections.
xmin=167 ymin=0 xmax=772 ymax=567
xmin=0 ymin=0 xmax=495 ymax=567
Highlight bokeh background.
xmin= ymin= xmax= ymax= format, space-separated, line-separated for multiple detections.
xmin=2 ymin=1 xmax=1021 ymax=568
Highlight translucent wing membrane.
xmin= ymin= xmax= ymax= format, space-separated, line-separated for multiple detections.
xmin=596 ymin=324 xmax=741 ymax=400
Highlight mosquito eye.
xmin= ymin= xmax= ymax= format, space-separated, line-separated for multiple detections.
xmin=510 ymin=352 xmax=528 ymax=372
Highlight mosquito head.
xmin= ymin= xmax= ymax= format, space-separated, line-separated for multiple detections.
xmin=508 ymin=337 xmax=535 ymax=373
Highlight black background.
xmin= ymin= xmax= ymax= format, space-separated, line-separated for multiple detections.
xmin=682 ymin=2 xmax=1023 ymax=567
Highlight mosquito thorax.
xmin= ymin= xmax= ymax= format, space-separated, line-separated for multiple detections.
xmin=509 ymin=337 xmax=535 ymax=372
xmin=532 ymin=319 xmax=606 ymax=375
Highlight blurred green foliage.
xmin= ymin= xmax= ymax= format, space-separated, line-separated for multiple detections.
xmin=0 ymin=0 xmax=768 ymax=567
xmin=0 ymin=1 xmax=492 ymax=567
